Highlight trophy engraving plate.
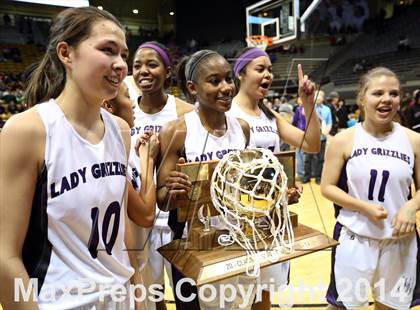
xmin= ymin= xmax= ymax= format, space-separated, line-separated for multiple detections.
xmin=200 ymin=234 xmax=333 ymax=284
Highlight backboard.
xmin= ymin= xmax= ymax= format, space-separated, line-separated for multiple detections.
xmin=246 ymin=0 xmax=299 ymax=47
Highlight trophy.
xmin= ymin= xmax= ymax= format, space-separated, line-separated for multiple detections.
xmin=158 ymin=149 xmax=337 ymax=285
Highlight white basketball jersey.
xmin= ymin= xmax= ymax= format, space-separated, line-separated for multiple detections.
xmin=184 ymin=110 xmax=247 ymax=230
xmin=336 ymin=122 xmax=414 ymax=239
xmin=229 ymin=102 xmax=281 ymax=152
xmin=25 ymin=100 xmax=133 ymax=309
xmin=129 ymin=95 xmax=178 ymax=226
xmin=184 ymin=110 xmax=247 ymax=162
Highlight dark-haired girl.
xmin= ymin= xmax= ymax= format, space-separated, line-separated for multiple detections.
xmin=128 ymin=41 xmax=193 ymax=310
xmin=157 ymin=50 xmax=252 ymax=309
xmin=1 ymin=6 xmax=138 ymax=309
xmin=230 ymin=47 xmax=320 ymax=310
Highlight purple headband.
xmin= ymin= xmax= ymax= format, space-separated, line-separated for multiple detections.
xmin=233 ymin=48 xmax=269 ymax=77
xmin=138 ymin=43 xmax=171 ymax=67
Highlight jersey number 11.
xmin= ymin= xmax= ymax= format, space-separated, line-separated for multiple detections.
xmin=368 ymin=169 xmax=390 ymax=202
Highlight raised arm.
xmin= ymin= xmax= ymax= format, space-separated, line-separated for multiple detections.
xmin=320 ymin=129 xmax=388 ymax=221
xmin=115 ymin=117 xmax=149 ymax=310
xmin=0 ymin=110 xmax=45 ymax=310
xmin=128 ymin=132 xmax=159 ymax=228
xmin=156 ymin=120 xmax=191 ymax=211
xmin=276 ymin=64 xmax=321 ymax=153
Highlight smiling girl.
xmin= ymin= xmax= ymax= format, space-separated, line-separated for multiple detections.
xmin=322 ymin=67 xmax=420 ymax=310
xmin=0 ymin=7 xmax=137 ymax=309
xmin=127 ymin=41 xmax=193 ymax=310
xmin=157 ymin=49 xmax=251 ymax=309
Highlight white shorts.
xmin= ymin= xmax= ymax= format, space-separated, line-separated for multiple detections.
xmin=147 ymin=226 xmax=173 ymax=286
xmin=129 ymin=221 xmax=149 ymax=272
xmin=130 ymin=221 xmax=172 ymax=286
xmin=130 ymin=223 xmax=172 ymax=310
xmin=326 ymin=223 xmax=419 ymax=309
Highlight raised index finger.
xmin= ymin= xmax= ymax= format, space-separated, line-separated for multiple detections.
xmin=297 ymin=63 xmax=304 ymax=82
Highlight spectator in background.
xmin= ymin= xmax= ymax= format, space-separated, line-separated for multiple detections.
xmin=292 ymin=97 xmax=306 ymax=181
xmin=269 ymin=51 xmax=277 ymax=63
xmin=302 ymin=90 xmax=332 ymax=184
xmin=272 ymin=97 xmax=281 ymax=112
xmin=263 ymin=97 xmax=273 ymax=110
xmin=400 ymin=92 xmax=412 ymax=126
xmin=336 ymin=98 xmax=349 ymax=129
xmin=3 ymin=14 xmax=11 ymax=26
xmin=325 ymin=91 xmax=339 ymax=136
xmin=353 ymin=60 xmax=364 ymax=73
xmin=409 ymin=89 xmax=419 ymax=108
xmin=406 ymin=90 xmax=420 ymax=133
xmin=279 ymin=95 xmax=294 ymax=113
xmin=397 ymin=35 xmax=411 ymax=51
xmin=188 ymin=37 xmax=198 ymax=52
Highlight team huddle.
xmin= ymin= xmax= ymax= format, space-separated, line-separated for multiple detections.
xmin=0 ymin=6 xmax=419 ymax=310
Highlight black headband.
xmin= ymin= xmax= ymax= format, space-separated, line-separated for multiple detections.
xmin=185 ymin=50 xmax=218 ymax=81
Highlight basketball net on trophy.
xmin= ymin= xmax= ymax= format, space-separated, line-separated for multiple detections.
xmin=210 ymin=148 xmax=293 ymax=277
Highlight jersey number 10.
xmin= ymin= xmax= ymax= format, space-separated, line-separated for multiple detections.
xmin=87 ymin=201 xmax=121 ymax=259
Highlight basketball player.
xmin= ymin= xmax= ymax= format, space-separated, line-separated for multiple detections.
xmin=102 ymin=82 xmax=158 ymax=228
xmin=230 ymin=47 xmax=320 ymax=310
xmin=0 ymin=7 xmax=144 ymax=309
xmin=322 ymin=67 xmax=420 ymax=310
xmin=156 ymin=50 xmax=252 ymax=310
xmin=129 ymin=41 xmax=193 ymax=310
xmin=103 ymin=81 xmax=160 ymax=310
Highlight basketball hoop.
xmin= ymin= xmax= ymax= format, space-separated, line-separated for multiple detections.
xmin=246 ymin=35 xmax=273 ymax=51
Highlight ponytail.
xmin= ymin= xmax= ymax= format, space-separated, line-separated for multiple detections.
xmin=176 ymin=56 xmax=194 ymax=103
xmin=24 ymin=6 xmax=123 ymax=107
xmin=25 ymin=46 xmax=66 ymax=107
xmin=176 ymin=50 xmax=220 ymax=104
xmin=258 ymin=100 xmax=275 ymax=120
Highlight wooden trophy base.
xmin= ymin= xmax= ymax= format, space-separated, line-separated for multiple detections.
xmin=158 ymin=223 xmax=338 ymax=286
xmin=159 ymin=151 xmax=336 ymax=285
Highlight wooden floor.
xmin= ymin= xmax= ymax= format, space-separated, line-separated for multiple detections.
xmin=164 ymin=179 xmax=420 ymax=309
